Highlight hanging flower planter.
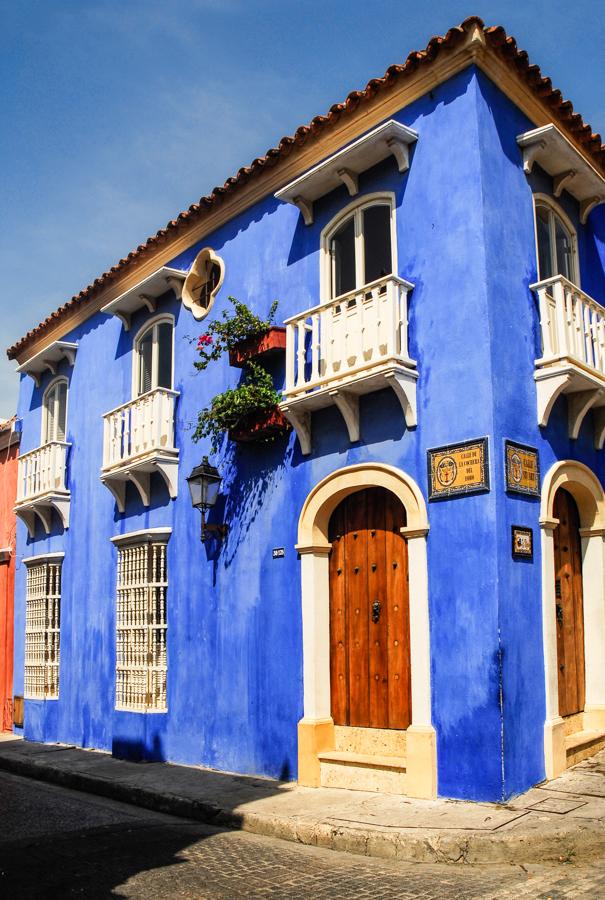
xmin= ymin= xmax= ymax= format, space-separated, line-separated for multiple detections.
xmin=229 ymin=327 xmax=287 ymax=368
xmin=229 ymin=407 xmax=291 ymax=443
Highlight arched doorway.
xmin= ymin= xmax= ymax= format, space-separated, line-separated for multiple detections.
xmin=553 ymin=488 xmax=585 ymax=719
xmin=328 ymin=487 xmax=411 ymax=730
xmin=296 ymin=463 xmax=436 ymax=798
xmin=540 ymin=460 xmax=605 ymax=778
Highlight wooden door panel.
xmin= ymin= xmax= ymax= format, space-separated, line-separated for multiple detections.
xmin=329 ymin=503 xmax=348 ymax=725
xmin=346 ymin=491 xmax=370 ymax=726
xmin=553 ymin=489 xmax=586 ymax=718
xmin=367 ymin=489 xmax=389 ymax=728
xmin=328 ymin=487 xmax=410 ymax=729
xmin=385 ymin=493 xmax=411 ymax=729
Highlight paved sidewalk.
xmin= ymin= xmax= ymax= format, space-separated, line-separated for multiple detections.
xmin=0 ymin=734 xmax=604 ymax=865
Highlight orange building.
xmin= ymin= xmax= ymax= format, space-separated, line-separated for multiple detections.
xmin=0 ymin=418 xmax=19 ymax=731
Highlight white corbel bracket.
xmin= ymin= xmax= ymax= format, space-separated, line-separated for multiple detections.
xmin=336 ymin=168 xmax=359 ymax=197
xmin=553 ymin=170 xmax=577 ymax=198
xmin=386 ymin=136 xmax=412 ymax=173
xmin=292 ymin=195 xmax=314 ymax=226
xmin=568 ymin=389 xmax=600 ymax=439
xmin=329 ymin=389 xmax=360 ymax=442
xmin=521 ymin=140 xmax=546 ymax=175
xmin=384 ymin=369 xmax=418 ymax=428
xmin=580 ymin=197 xmax=604 ymax=225
xmin=14 ymin=495 xmax=70 ymax=538
xmin=535 ymin=370 xmax=573 ymax=428
xmin=139 ymin=294 xmax=157 ymax=314
xmin=593 ymin=408 xmax=605 ymax=450
xmin=280 ymin=406 xmax=312 ymax=455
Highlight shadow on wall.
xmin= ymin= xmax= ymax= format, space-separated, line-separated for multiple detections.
xmin=0 ymin=735 xmax=287 ymax=899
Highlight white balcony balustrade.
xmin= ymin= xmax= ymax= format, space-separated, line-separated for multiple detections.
xmin=15 ymin=441 xmax=71 ymax=536
xmin=534 ymin=275 xmax=605 ymax=446
xmin=280 ymin=274 xmax=417 ymax=454
xmin=101 ymin=387 xmax=179 ymax=510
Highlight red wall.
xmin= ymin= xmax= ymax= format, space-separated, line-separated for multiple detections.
xmin=0 ymin=436 xmax=18 ymax=731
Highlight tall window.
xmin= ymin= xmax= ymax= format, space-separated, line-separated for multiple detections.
xmin=115 ymin=538 xmax=168 ymax=712
xmin=134 ymin=318 xmax=173 ymax=397
xmin=24 ymin=556 xmax=62 ymax=699
xmin=535 ymin=199 xmax=578 ymax=283
xmin=42 ymin=378 xmax=68 ymax=443
xmin=328 ymin=201 xmax=394 ymax=299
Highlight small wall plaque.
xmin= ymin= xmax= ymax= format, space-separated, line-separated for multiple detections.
xmin=272 ymin=547 xmax=285 ymax=559
xmin=505 ymin=441 xmax=540 ymax=496
xmin=428 ymin=438 xmax=489 ymax=501
xmin=512 ymin=526 xmax=533 ymax=559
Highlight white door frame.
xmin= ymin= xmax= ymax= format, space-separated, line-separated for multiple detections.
xmin=295 ymin=462 xmax=436 ymax=798
xmin=540 ymin=460 xmax=605 ymax=777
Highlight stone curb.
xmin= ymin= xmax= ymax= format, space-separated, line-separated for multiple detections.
xmin=1 ymin=749 xmax=603 ymax=866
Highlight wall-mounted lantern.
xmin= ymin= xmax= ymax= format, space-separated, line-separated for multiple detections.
xmin=186 ymin=457 xmax=228 ymax=542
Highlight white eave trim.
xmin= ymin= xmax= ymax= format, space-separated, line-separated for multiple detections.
xmin=110 ymin=527 xmax=172 ymax=546
xmin=16 ymin=341 xmax=78 ymax=386
xmin=517 ymin=124 xmax=605 ymax=223
xmin=275 ymin=119 xmax=418 ymax=225
xmin=22 ymin=551 xmax=65 ymax=566
xmin=101 ymin=266 xmax=187 ymax=331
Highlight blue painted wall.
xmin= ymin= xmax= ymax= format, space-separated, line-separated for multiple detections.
xmin=13 ymin=64 xmax=605 ymax=801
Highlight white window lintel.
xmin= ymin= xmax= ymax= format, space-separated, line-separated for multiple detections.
xmin=275 ymin=120 xmax=418 ymax=225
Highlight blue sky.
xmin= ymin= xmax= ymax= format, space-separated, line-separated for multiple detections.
xmin=1 ymin=0 xmax=603 ymax=418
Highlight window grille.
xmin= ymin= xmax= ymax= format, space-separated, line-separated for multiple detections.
xmin=115 ymin=540 xmax=168 ymax=712
xmin=24 ymin=558 xmax=62 ymax=699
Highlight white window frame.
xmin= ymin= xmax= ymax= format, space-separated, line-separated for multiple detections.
xmin=320 ymin=192 xmax=398 ymax=302
xmin=533 ymin=194 xmax=580 ymax=286
xmin=41 ymin=376 xmax=69 ymax=445
xmin=181 ymin=246 xmax=225 ymax=321
xmin=23 ymin=552 xmax=64 ymax=700
xmin=111 ymin=528 xmax=171 ymax=713
xmin=132 ymin=314 xmax=175 ymax=398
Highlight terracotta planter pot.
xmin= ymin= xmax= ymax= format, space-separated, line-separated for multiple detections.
xmin=229 ymin=327 xmax=287 ymax=367
xmin=229 ymin=407 xmax=291 ymax=443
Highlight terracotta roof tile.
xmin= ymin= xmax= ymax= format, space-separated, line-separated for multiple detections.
xmin=7 ymin=15 xmax=604 ymax=360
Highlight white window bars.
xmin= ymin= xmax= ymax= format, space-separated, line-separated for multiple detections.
xmin=115 ymin=539 xmax=168 ymax=712
xmin=24 ymin=556 xmax=62 ymax=699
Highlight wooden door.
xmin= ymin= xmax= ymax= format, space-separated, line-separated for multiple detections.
xmin=553 ymin=488 xmax=586 ymax=717
xmin=329 ymin=487 xmax=411 ymax=729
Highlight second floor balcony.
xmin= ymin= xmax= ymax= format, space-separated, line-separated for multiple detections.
xmin=279 ymin=274 xmax=417 ymax=454
xmin=534 ymin=274 xmax=605 ymax=447
xmin=15 ymin=440 xmax=71 ymax=536
xmin=101 ymin=387 xmax=179 ymax=510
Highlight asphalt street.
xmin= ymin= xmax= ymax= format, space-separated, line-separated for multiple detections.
xmin=0 ymin=770 xmax=604 ymax=899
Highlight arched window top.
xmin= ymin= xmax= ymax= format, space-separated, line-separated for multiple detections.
xmin=182 ymin=247 xmax=224 ymax=320
xmin=42 ymin=377 xmax=68 ymax=444
xmin=133 ymin=315 xmax=174 ymax=397
xmin=322 ymin=194 xmax=396 ymax=300
xmin=534 ymin=195 xmax=579 ymax=285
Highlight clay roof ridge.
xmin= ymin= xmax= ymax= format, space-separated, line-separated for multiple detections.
xmin=7 ymin=15 xmax=604 ymax=360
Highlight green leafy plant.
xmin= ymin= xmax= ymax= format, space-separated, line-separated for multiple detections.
xmin=193 ymin=361 xmax=283 ymax=452
xmin=194 ymin=297 xmax=278 ymax=371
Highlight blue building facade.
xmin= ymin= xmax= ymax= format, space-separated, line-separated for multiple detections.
xmin=8 ymin=18 xmax=605 ymax=802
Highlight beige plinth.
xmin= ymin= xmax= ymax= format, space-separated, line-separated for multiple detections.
xmin=298 ymin=718 xmax=334 ymax=787
xmin=405 ymin=725 xmax=437 ymax=799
